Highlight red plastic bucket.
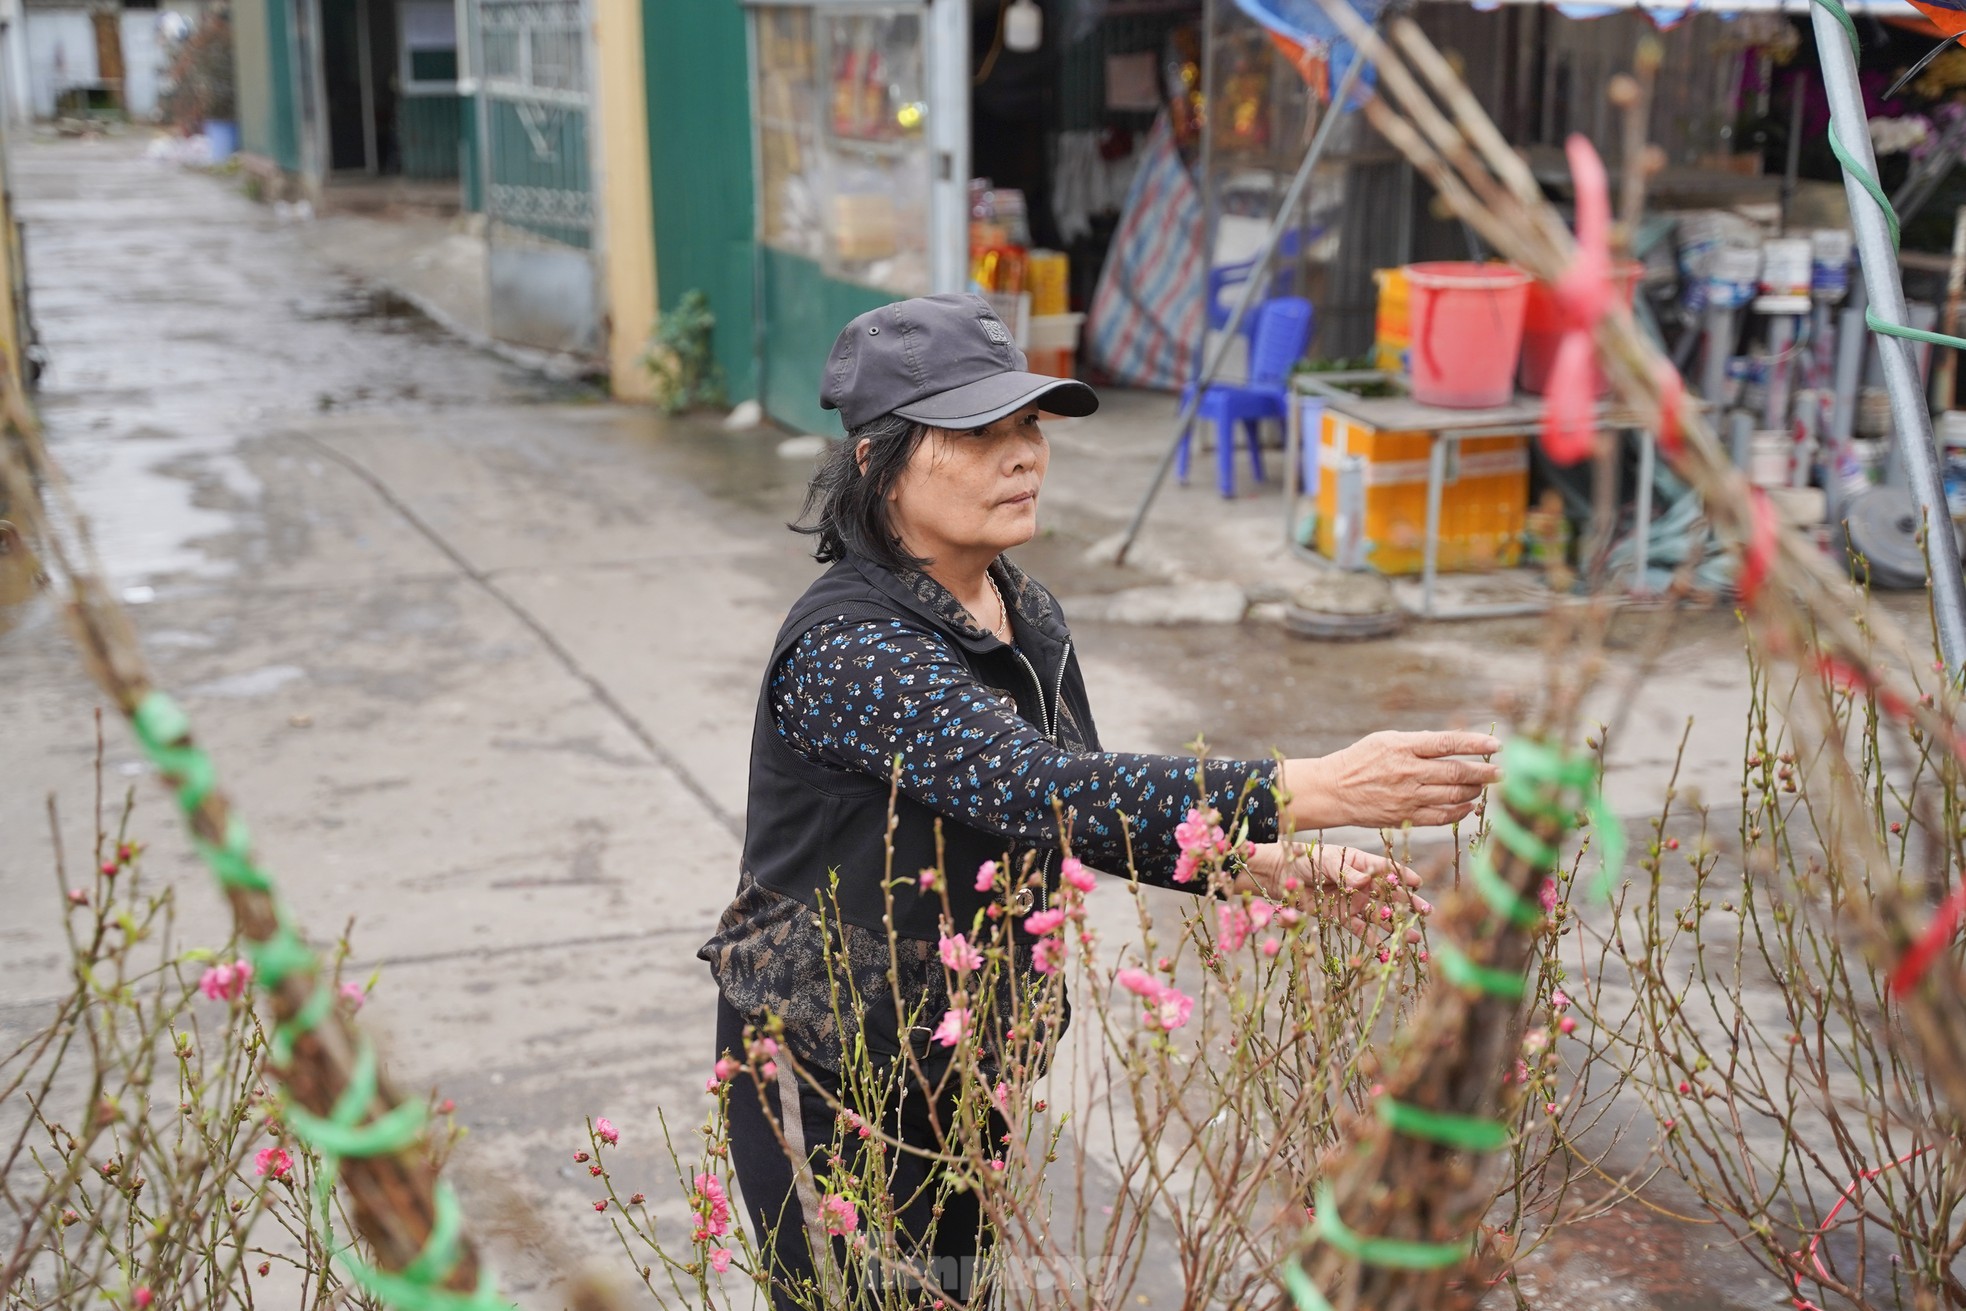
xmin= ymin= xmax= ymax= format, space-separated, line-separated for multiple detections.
xmin=1405 ymin=262 xmax=1532 ymax=408
xmin=1518 ymin=261 xmax=1644 ymax=395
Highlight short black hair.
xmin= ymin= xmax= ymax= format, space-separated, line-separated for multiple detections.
xmin=791 ymin=411 xmax=932 ymax=573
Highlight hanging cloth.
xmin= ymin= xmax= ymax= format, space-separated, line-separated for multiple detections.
xmin=1085 ymin=113 xmax=1207 ymax=391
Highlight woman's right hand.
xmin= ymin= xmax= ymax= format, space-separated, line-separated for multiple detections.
xmin=1283 ymin=730 xmax=1501 ymax=830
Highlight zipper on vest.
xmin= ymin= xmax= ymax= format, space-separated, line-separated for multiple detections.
xmin=1010 ymin=646 xmax=1054 ymax=738
xmin=1010 ymin=640 xmax=1071 ymax=916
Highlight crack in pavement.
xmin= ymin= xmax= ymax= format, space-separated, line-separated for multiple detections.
xmin=294 ymin=431 xmax=744 ymax=840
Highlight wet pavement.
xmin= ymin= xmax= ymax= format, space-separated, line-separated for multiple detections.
xmin=0 ymin=135 xmax=1886 ymax=1307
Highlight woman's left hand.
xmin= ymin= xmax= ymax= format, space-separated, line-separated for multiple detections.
xmin=1233 ymin=842 xmax=1430 ymax=943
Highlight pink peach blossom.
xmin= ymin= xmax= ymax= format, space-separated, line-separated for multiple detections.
xmin=709 ymin=1248 xmax=733 ymax=1273
xmin=1216 ymin=903 xmax=1252 ymax=953
xmin=1024 ymin=907 xmax=1067 ymax=936
xmin=199 ymin=960 xmax=253 ymax=1003
xmin=338 ymin=981 xmax=366 ymax=1010
xmin=1152 ymin=988 xmax=1194 ymax=1031
xmin=254 ymin=1147 xmax=291 ymax=1179
xmin=938 ymin=932 xmax=983 ymax=974
xmin=932 ymin=1007 xmax=969 ymax=1048
xmin=974 ymin=860 xmax=997 ymax=892
xmin=1032 ymin=937 xmax=1066 ymax=974
xmin=693 ymin=1172 xmax=732 ymax=1238
xmin=1113 ymin=967 xmax=1193 ymax=1030
xmin=1061 ymin=858 xmax=1096 ymax=893
xmin=820 ymin=1194 xmax=858 ymax=1236
xmin=595 ymin=1118 xmax=618 ymax=1145
xmin=1174 ymin=808 xmax=1229 ymax=858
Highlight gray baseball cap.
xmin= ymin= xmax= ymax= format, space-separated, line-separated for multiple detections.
xmin=820 ymin=292 xmax=1099 ymax=431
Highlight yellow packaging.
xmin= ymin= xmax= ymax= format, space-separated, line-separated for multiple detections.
xmin=1372 ymin=267 xmax=1410 ymax=374
xmin=1027 ymin=249 xmax=1070 ymax=317
xmin=1314 ymin=408 xmax=1528 ymax=575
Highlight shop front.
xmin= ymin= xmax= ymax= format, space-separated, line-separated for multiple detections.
xmin=744 ymin=0 xmax=970 ymax=433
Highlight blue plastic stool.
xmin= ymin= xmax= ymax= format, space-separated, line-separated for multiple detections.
xmin=1206 ymin=229 xmax=1310 ymax=334
xmin=1177 ymin=297 xmax=1315 ymax=498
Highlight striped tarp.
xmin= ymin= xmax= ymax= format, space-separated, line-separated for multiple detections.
xmin=1085 ymin=114 xmax=1205 ymax=392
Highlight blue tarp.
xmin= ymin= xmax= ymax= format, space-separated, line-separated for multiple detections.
xmin=1229 ymin=0 xmax=1389 ymax=98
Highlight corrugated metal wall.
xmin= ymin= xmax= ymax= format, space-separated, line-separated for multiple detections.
xmin=645 ymin=0 xmax=756 ymax=402
xmin=1318 ymin=4 xmax=1742 ymax=357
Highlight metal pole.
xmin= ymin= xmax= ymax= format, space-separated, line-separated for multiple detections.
xmin=1812 ymin=2 xmax=1966 ymax=671
xmin=1114 ymin=48 xmax=1369 ymax=566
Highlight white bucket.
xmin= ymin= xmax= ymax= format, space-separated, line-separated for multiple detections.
xmin=1749 ymin=430 xmax=1792 ymax=488
xmin=1761 ymin=238 xmax=1812 ymax=300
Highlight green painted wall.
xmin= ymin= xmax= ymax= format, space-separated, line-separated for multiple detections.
xmin=760 ymin=248 xmax=892 ymax=435
xmin=233 ymin=0 xmax=300 ymax=174
xmin=645 ymin=0 xmax=755 ymax=402
xmin=397 ymin=95 xmax=464 ymax=180
xmin=459 ymin=96 xmax=482 ymax=212
xmin=267 ymin=0 xmax=301 ymax=172
xmin=233 ymin=0 xmax=275 ymax=158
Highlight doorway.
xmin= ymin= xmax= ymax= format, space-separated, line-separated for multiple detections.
xmin=320 ymin=0 xmax=396 ymax=174
xmin=310 ymin=0 xmax=464 ymax=211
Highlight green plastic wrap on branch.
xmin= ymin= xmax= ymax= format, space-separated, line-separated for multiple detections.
xmin=1431 ymin=941 xmax=1528 ymax=1001
xmin=129 ymin=691 xmax=518 ymax=1311
xmin=1310 ymin=1181 xmax=1474 ymax=1269
xmin=1374 ymin=1097 xmax=1513 ymax=1152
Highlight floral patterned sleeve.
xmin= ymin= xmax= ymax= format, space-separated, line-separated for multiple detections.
xmin=770 ymin=618 xmax=1279 ymax=884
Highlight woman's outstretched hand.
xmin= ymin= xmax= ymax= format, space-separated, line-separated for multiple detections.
xmin=1235 ymin=842 xmax=1429 ymax=943
xmin=1283 ymin=730 xmax=1501 ymax=830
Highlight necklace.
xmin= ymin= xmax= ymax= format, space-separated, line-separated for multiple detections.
xmin=987 ymin=573 xmax=1011 ymax=642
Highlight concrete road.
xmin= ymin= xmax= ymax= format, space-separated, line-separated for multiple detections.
xmin=1 ymin=136 xmax=1820 ymax=1307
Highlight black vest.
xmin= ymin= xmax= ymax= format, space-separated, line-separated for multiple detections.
xmin=741 ymin=553 xmax=1101 ymax=943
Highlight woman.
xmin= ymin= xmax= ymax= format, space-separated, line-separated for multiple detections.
xmin=699 ymin=293 xmax=1499 ymax=1306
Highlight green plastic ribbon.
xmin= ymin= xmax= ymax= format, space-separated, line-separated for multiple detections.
xmin=1812 ymin=0 xmax=1966 ymax=353
xmin=1485 ymin=805 xmax=1559 ymax=868
xmin=270 ymin=982 xmax=337 ymax=1068
xmin=1311 ymin=1180 xmax=1473 ymax=1270
xmin=1430 ymin=941 xmax=1527 ymax=1001
xmin=1280 ymin=1256 xmax=1334 ymax=1311
xmin=1471 ymin=845 xmax=1545 ymax=929
xmin=128 ymin=691 xmax=517 ymax=1311
xmin=1490 ymin=739 xmax=1626 ymax=902
xmin=1375 ymin=1097 xmax=1512 ymax=1152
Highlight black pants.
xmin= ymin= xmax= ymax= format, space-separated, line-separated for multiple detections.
xmin=716 ymin=995 xmax=997 ymax=1309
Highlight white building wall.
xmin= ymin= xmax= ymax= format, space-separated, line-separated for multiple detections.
xmin=118 ymin=9 xmax=168 ymax=119
xmin=0 ymin=0 xmax=31 ymax=126
xmin=24 ymin=8 xmax=94 ymax=119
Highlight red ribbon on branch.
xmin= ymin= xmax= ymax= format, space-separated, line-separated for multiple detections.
xmin=1735 ymin=489 xmax=1780 ymax=607
xmin=1789 ymin=1148 xmax=1932 ymax=1310
xmin=1540 ymin=135 xmax=1613 ymax=467
xmin=1654 ymin=360 xmax=1685 ymax=461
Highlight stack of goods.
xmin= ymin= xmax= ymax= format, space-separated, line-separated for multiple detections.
xmin=971 ymin=180 xmax=1080 ymax=378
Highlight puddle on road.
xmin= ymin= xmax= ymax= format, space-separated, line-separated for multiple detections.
xmin=290 ymin=286 xmax=443 ymax=334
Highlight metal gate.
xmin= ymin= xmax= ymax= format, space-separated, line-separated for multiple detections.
xmin=472 ymin=0 xmax=599 ymax=356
